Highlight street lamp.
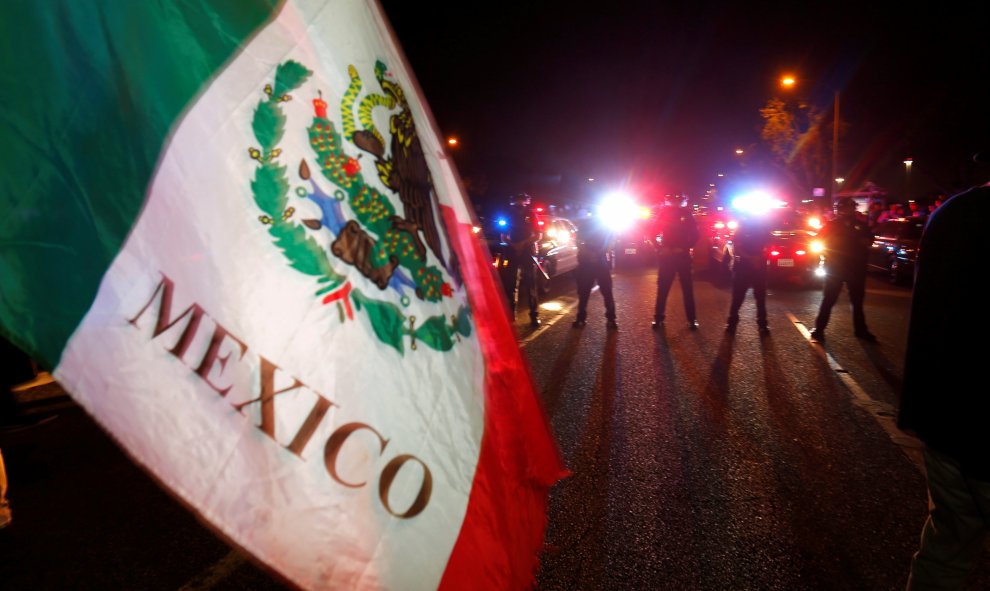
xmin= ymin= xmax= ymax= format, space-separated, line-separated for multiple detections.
xmin=904 ymin=158 xmax=913 ymax=201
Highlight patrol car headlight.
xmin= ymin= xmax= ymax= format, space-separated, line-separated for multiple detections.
xmin=597 ymin=191 xmax=640 ymax=233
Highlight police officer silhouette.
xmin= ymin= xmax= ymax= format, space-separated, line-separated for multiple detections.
xmin=500 ymin=194 xmax=542 ymax=327
xmin=725 ymin=209 xmax=772 ymax=335
xmin=808 ymin=197 xmax=877 ymax=343
xmin=572 ymin=211 xmax=617 ymax=329
xmin=653 ymin=194 xmax=700 ymax=330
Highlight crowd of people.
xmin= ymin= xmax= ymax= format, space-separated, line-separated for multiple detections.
xmin=866 ymin=194 xmax=946 ymax=230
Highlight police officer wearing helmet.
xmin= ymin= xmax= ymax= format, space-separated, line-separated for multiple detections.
xmin=808 ymin=196 xmax=876 ymax=343
xmin=500 ymin=193 xmax=542 ymax=327
xmin=572 ymin=209 xmax=617 ymax=330
xmin=725 ymin=208 xmax=773 ymax=335
xmin=652 ymin=193 xmax=700 ymax=330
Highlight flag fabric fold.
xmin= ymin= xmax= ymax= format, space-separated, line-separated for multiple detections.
xmin=0 ymin=1 xmax=564 ymax=589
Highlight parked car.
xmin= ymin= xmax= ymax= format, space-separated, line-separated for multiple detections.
xmin=478 ymin=210 xmax=579 ymax=297
xmin=610 ymin=206 xmax=659 ymax=268
xmin=475 ymin=214 xmax=513 ymax=288
xmin=708 ymin=206 xmax=824 ymax=287
xmin=868 ymin=217 xmax=924 ymax=285
xmin=535 ymin=215 xmax=579 ymax=280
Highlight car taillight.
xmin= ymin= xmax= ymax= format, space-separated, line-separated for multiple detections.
xmin=768 ymin=247 xmax=809 ymax=257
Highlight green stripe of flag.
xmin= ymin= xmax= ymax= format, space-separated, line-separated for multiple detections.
xmin=0 ymin=0 xmax=282 ymax=368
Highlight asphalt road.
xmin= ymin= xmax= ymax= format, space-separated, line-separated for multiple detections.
xmin=527 ymin=262 xmax=988 ymax=590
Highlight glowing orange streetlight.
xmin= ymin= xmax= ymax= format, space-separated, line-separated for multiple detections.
xmin=447 ymin=136 xmax=459 ymax=147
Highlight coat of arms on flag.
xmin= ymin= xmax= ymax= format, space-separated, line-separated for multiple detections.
xmin=248 ymin=58 xmax=471 ymax=354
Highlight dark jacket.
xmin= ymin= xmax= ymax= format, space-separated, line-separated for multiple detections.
xmin=655 ymin=205 xmax=699 ymax=253
xmin=897 ymin=185 xmax=990 ymax=480
xmin=575 ymin=216 xmax=613 ymax=266
xmin=817 ymin=213 xmax=873 ymax=274
xmin=732 ymin=216 xmax=772 ymax=263
xmin=502 ymin=207 xmax=539 ymax=259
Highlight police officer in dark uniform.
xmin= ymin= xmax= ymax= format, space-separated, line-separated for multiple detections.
xmin=725 ymin=209 xmax=773 ymax=335
xmin=572 ymin=211 xmax=617 ymax=330
xmin=652 ymin=194 xmax=700 ymax=330
xmin=501 ymin=193 xmax=542 ymax=327
xmin=808 ymin=196 xmax=876 ymax=343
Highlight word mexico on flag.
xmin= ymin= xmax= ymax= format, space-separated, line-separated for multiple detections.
xmin=0 ymin=1 xmax=565 ymax=589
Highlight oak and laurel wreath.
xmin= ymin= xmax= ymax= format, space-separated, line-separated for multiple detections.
xmin=248 ymin=60 xmax=471 ymax=354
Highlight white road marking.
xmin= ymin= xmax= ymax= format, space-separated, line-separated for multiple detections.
xmin=516 ymin=297 xmax=923 ymax=475
xmin=787 ymin=312 xmax=925 ymax=474
xmin=519 ymin=297 xmax=579 ymax=347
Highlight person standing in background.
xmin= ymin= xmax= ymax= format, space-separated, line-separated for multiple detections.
xmin=877 ymin=201 xmax=902 ymax=224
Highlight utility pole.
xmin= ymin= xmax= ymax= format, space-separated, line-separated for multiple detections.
xmin=830 ymin=90 xmax=839 ymax=204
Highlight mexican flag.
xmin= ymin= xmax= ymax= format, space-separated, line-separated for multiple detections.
xmin=0 ymin=1 xmax=565 ymax=589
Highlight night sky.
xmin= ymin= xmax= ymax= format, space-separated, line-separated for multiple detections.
xmin=379 ymin=0 xmax=989 ymax=210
